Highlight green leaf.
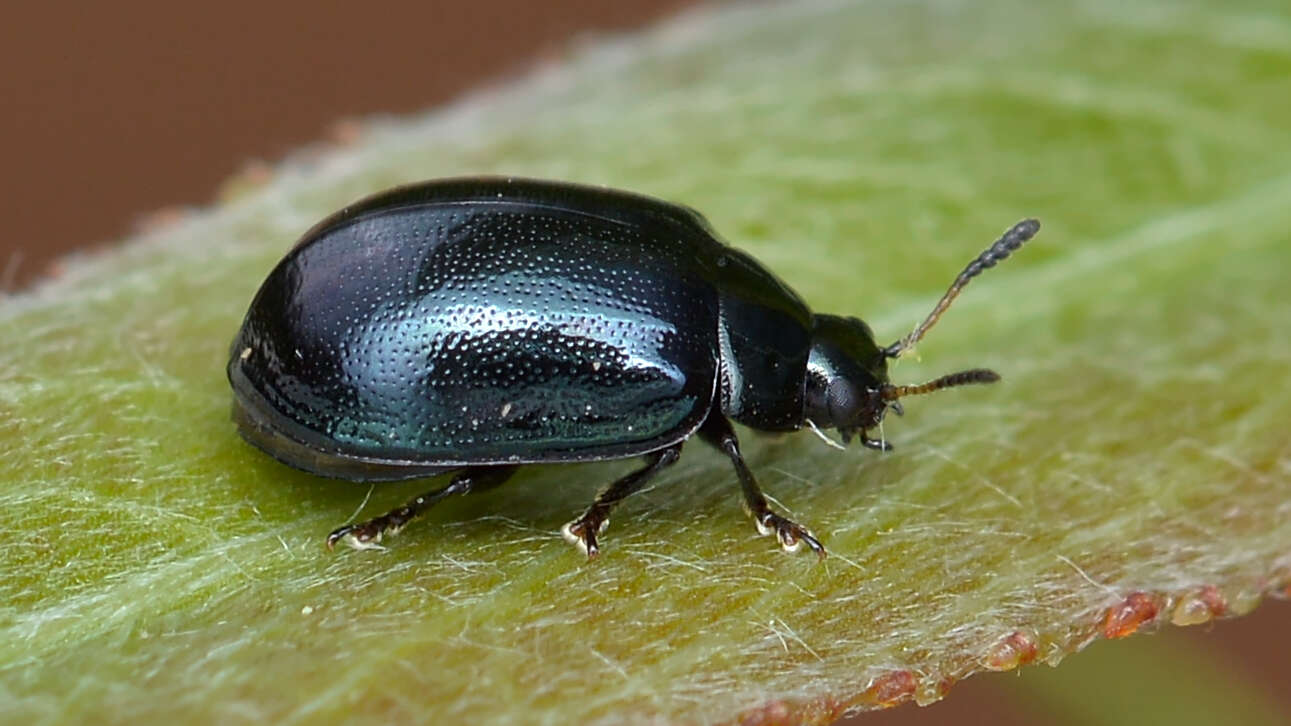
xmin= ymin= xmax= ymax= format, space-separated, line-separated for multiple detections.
xmin=4 ymin=0 xmax=1290 ymax=723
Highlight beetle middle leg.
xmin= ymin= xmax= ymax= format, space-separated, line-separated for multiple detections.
xmin=698 ymin=414 xmax=826 ymax=559
xmin=562 ymin=443 xmax=683 ymax=559
xmin=326 ymin=465 xmax=518 ymax=551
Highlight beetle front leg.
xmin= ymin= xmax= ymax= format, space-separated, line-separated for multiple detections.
xmin=698 ymin=414 xmax=826 ymax=559
xmin=562 ymin=443 xmax=682 ymax=559
xmin=326 ymin=465 xmax=518 ymax=551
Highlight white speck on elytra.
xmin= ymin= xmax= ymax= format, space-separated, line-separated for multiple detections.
xmin=501 ymin=402 xmax=513 ymax=417
xmin=240 ymin=347 xmax=252 ymax=360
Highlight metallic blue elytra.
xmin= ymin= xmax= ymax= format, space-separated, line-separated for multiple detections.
xmin=228 ymin=177 xmax=1039 ymax=559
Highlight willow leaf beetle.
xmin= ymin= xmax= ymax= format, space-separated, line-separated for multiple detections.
xmin=228 ymin=177 xmax=1038 ymax=559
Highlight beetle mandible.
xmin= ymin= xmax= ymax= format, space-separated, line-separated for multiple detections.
xmin=227 ymin=177 xmax=1039 ymax=559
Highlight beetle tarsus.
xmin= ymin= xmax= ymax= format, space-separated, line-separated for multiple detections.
xmin=561 ymin=520 xmax=601 ymax=559
xmin=562 ymin=445 xmax=682 ymax=559
xmin=699 ymin=411 xmax=828 ymax=560
xmin=757 ymin=511 xmax=826 ymax=559
xmin=326 ymin=523 xmax=387 ymax=551
xmin=860 ymin=433 xmax=893 ymax=452
xmin=326 ymin=465 xmax=517 ymax=552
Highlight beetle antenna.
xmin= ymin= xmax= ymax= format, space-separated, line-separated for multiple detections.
xmin=882 ymin=368 xmax=1000 ymax=400
xmin=884 ymin=218 xmax=1040 ymax=358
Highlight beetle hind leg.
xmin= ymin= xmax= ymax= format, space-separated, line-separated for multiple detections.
xmin=326 ymin=465 xmax=518 ymax=551
xmin=698 ymin=414 xmax=826 ymax=559
xmin=562 ymin=443 xmax=682 ymax=559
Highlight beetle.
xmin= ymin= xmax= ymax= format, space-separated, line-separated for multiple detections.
xmin=227 ymin=177 xmax=1038 ymax=559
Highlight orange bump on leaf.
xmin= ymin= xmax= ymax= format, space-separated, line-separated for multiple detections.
xmin=1171 ymin=585 xmax=1228 ymax=626
xmin=1104 ymin=591 xmax=1159 ymax=638
xmin=867 ymin=670 xmax=917 ymax=708
xmin=736 ymin=699 xmax=792 ymax=726
xmin=985 ymin=630 xmax=1039 ymax=671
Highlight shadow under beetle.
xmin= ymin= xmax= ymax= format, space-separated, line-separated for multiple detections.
xmin=227 ymin=177 xmax=1039 ymax=559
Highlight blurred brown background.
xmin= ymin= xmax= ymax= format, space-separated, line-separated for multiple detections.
xmin=1 ymin=2 xmax=1285 ymax=723
xmin=1 ymin=1 xmax=693 ymax=288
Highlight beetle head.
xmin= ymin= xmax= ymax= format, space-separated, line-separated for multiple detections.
xmin=804 ymin=313 xmax=1001 ymax=445
xmin=801 ymin=218 xmax=1040 ymax=446
xmin=804 ymin=314 xmax=892 ymax=442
